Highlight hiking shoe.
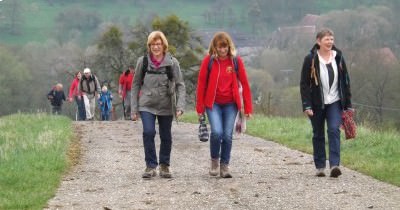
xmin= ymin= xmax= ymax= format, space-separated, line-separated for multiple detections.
xmin=159 ymin=164 xmax=172 ymax=178
xmin=209 ymin=159 xmax=219 ymax=176
xmin=220 ymin=164 xmax=232 ymax=178
xmin=330 ymin=166 xmax=342 ymax=178
xmin=142 ymin=167 xmax=156 ymax=179
xmin=316 ymin=168 xmax=326 ymax=177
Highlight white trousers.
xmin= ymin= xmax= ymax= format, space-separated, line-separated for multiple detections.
xmin=83 ymin=94 xmax=96 ymax=119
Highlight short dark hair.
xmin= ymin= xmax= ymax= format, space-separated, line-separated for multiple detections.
xmin=316 ymin=28 xmax=334 ymax=40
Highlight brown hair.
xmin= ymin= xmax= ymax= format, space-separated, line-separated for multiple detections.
xmin=146 ymin=31 xmax=169 ymax=53
xmin=208 ymin=31 xmax=237 ymax=57
xmin=316 ymin=28 xmax=334 ymax=40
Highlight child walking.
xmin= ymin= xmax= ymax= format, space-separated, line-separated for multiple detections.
xmin=98 ymin=86 xmax=113 ymax=121
xmin=47 ymin=83 xmax=66 ymax=115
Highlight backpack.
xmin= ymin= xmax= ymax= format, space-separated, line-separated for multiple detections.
xmin=206 ymin=55 xmax=239 ymax=82
xmin=140 ymin=54 xmax=173 ymax=85
xmin=80 ymin=74 xmax=99 ymax=94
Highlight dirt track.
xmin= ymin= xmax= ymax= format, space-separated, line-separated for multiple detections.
xmin=45 ymin=121 xmax=400 ymax=210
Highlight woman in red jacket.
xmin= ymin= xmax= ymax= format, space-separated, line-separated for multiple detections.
xmin=68 ymin=71 xmax=86 ymax=121
xmin=196 ymin=31 xmax=253 ymax=178
xmin=118 ymin=66 xmax=134 ymax=120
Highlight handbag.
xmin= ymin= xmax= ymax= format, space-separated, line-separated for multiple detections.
xmin=341 ymin=109 xmax=356 ymax=140
xmin=198 ymin=114 xmax=209 ymax=142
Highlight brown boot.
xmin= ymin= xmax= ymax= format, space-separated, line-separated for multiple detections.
xmin=209 ymin=159 xmax=219 ymax=176
xmin=142 ymin=167 xmax=156 ymax=179
xmin=159 ymin=164 xmax=172 ymax=178
xmin=220 ymin=164 xmax=232 ymax=178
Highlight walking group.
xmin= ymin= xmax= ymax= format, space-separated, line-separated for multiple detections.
xmin=48 ymin=28 xmax=353 ymax=179
xmin=47 ymin=65 xmax=135 ymax=121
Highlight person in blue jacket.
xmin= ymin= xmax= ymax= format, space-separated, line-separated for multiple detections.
xmin=98 ymin=85 xmax=113 ymax=121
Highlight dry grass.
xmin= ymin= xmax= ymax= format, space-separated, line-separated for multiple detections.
xmin=67 ymin=124 xmax=82 ymax=168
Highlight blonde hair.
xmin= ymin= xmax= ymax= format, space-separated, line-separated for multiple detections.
xmin=316 ymin=28 xmax=334 ymax=40
xmin=56 ymin=83 xmax=63 ymax=89
xmin=146 ymin=31 xmax=169 ymax=53
xmin=208 ymin=31 xmax=237 ymax=57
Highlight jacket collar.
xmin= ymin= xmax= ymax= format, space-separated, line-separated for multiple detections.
xmin=148 ymin=52 xmax=173 ymax=68
xmin=310 ymin=44 xmax=342 ymax=57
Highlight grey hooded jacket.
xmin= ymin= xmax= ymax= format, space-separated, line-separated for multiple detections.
xmin=131 ymin=53 xmax=186 ymax=116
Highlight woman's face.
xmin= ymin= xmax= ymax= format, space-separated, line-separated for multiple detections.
xmin=150 ymin=38 xmax=164 ymax=57
xmin=77 ymin=72 xmax=82 ymax=79
xmin=216 ymin=42 xmax=229 ymax=58
xmin=317 ymin=35 xmax=334 ymax=51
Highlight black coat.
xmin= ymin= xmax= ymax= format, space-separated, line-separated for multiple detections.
xmin=300 ymin=44 xmax=352 ymax=111
xmin=47 ymin=89 xmax=66 ymax=106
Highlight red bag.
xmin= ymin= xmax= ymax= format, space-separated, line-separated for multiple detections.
xmin=341 ymin=109 xmax=356 ymax=140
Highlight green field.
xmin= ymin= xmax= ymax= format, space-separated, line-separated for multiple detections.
xmin=1 ymin=0 xmax=250 ymax=45
xmin=0 ymin=113 xmax=75 ymax=209
xmin=180 ymin=111 xmax=400 ymax=186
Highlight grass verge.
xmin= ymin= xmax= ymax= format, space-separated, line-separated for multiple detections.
xmin=180 ymin=111 xmax=400 ymax=186
xmin=0 ymin=113 xmax=76 ymax=209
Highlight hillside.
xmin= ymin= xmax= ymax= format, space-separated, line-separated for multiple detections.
xmin=0 ymin=0 xmax=250 ymax=45
xmin=0 ymin=0 xmax=391 ymax=46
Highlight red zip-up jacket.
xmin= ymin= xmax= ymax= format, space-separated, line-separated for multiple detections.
xmin=196 ymin=55 xmax=253 ymax=114
xmin=119 ymin=72 xmax=134 ymax=99
xmin=68 ymin=77 xmax=82 ymax=99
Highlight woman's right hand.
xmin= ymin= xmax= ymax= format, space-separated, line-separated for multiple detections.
xmin=131 ymin=112 xmax=139 ymax=121
xmin=304 ymin=109 xmax=314 ymax=117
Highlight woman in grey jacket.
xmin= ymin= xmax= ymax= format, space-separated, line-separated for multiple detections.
xmin=131 ymin=31 xmax=186 ymax=179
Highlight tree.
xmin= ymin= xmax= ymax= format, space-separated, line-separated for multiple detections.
xmin=54 ymin=6 xmax=102 ymax=44
xmin=94 ymin=25 xmax=132 ymax=88
xmin=0 ymin=46 xmax=31 ymax=116
xmin=1 ymin=0 xmax=24 ymax=35
xmin=351 ymin=52 xmax=399 ymax=125
xmin=248 ymin=0 xmax=262 ymax=34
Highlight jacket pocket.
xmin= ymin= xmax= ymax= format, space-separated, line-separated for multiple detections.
xmin=139 ymin=91 xmax=153 ymax=107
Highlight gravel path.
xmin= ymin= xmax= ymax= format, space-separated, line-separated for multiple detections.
xmin=45 ymin=121 xmax=400 ymax=210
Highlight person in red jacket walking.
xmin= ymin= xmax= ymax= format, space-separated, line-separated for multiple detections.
xmin=68 ymin=71 xmax=86 ymax=121
xmin=119 ymin=66 xmax=134 ymax=120
xmin=196 ymin=31 xmax=253 ymax=178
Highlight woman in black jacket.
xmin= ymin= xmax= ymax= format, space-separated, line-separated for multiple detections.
xmin=300 ymin=28 xmax=352 ymax=178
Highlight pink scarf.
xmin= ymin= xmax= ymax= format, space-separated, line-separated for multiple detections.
xmin=150 ymin=54 xmax=164 ymax=68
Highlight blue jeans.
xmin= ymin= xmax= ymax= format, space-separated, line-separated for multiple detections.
xmin=75 ymin=96 xmax=86 ymax=121
xmin=309 ymin=100 xmax=343 ymax=169
xmin=206 ymin=103 xmax=238 ymax=165
xmin=140 ymin=111 xmax=173 ymax=168
xmin=101 ymin=111 xmax=110 ymax=121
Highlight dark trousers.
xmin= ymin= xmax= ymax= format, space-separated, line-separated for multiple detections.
xmin=309 ymin=101 xmax=342 ymax=169
xmin=52 ymin=105 xmax=62 ymax=114
xmin=140 ymin=111 xmax=173 ymax=168
xmin=75 ymin=96 xmax=86 ymax=121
